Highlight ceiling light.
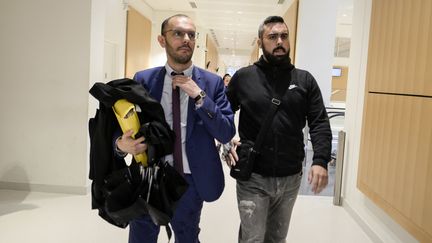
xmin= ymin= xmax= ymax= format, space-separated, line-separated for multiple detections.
xmin=189 ymin=1 xmax=197 ymax=9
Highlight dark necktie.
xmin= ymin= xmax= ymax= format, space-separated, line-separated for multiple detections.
xmin=171 ymin=72 xmax=184 ymax=175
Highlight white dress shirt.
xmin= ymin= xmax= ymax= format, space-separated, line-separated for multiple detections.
xmin=161 ymin=64 xmax=193 ymax=174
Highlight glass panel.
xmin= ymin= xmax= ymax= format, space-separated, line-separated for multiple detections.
xmin=299 ymin=105 xmax=345 ymax=196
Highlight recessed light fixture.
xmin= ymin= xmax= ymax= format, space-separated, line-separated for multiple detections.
xmin=189 ymin=1 xmax=197 ymax=9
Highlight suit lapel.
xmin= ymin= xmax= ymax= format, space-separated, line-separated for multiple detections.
xmin=149 ymin=67 xmax=166 ymax=102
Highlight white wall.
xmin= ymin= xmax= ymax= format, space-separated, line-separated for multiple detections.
xmin=334 ymin=19 xmax=352 ymax=67
xmin=0 ymin=0 xmax=127 ymax=194
xmin=295 ymin=0 xmax=338 ymax=106
xmin=149 ymin=21 xmax=168 ymax=68
xmin=333 ymin=57 xmax=350 ymax=67
xmin=0 ymin=0 xmax=94 ymax=193
xmin=342 ymin=0 xmax=418 ymax=242
xmin=334 ymin=22 xmax=351 ymax=67
xmin=192 ymin=26 xmax=208 ymax=70
xmin=88 ymin=0 xmax=106 ymax=190
xmin=104 ymin=0 xmax=127 ymax=80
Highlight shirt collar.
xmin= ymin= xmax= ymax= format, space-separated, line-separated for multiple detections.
xmin=165 ymin=63 xmax=194 ymax=77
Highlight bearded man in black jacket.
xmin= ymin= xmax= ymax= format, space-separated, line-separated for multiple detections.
xmin=225 ymin=16 xmax=332 ymax=243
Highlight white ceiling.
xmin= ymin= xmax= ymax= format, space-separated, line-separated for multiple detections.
xmin=136 ymin=0 xmax=353 ymax=68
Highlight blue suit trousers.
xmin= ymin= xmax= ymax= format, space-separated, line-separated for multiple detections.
xmin=129 ymin=175 xmax=203 ymax=243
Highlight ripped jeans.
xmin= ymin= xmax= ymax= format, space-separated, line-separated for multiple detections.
xmin=236 ymin=172 xmax=302 ymax=243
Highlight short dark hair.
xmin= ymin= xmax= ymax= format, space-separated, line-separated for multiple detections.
xmin=258 ymin=16 xmax=287 ymax=39
xmin=223 ymin=73 xmax=231 ymax=80
xmin=161 ymin=14 xmax=191 ymax=35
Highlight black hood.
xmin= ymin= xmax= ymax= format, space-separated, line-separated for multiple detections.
xmin=254 ymin=55 xmax=294 ymax=90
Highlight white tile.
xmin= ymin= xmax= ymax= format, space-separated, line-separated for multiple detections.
xmin=0 ymin=171 xmax=372 ymax=243
xmin=287 ymin=196 xmax=372 ymax=243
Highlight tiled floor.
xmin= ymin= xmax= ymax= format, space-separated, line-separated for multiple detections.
xmin=0 ymin=166 xmax=372 ymax=243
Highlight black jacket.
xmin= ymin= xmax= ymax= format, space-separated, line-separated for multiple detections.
xmin=226 ymin=56 xmax=332 ymax=177
xmin=88 ymin=78 xmax=174 ymax=227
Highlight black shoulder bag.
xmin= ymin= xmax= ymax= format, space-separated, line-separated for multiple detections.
xmin=230 ymin=72 xmax=292 ymax=181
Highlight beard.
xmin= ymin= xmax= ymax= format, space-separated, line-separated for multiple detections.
xmin=262 ymin=44 xmax=290 ymax=66
xmin=165 ymin=42 xmax=193 ymax=64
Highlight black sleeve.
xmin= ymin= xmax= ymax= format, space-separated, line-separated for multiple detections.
xmin=305 ymin=72 xmax=332 ymax=169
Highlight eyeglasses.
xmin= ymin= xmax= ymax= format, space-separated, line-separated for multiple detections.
xmin=163 ymin=29 xmax=198 ymax=41
xmin=265 ymin=33 xmax=289 ymax=41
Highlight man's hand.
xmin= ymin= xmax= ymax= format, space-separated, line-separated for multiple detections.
xmin=224 ymin=140 xmax=241 ymax=167
xmin=308 ymin=165 xmax=328 ymax=194
xmin=172 ymin=75 xmax=201 ymax=98
xmin=116 ymin=129 xmax=147 ymax=155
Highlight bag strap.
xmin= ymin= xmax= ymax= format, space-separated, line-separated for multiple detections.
xmin=252 ymin=70 xmax=292 ymax=153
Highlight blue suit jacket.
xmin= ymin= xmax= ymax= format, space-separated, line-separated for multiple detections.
xmin=134 ymin=66 xmax=235 ymax=202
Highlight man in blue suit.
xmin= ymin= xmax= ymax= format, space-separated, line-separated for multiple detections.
xmin=116 ymin=14 xmax=235 ymax=243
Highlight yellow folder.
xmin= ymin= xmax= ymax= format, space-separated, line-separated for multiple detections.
xmin=112 ymin=99 xmax=147 ymax=166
